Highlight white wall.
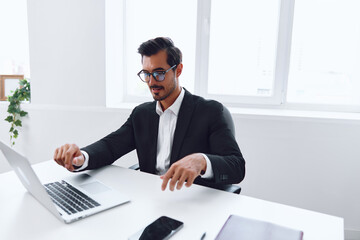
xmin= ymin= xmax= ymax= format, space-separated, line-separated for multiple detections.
xmin=234 ymin=113 xmax=360 ymax=239
xmin=0 ymin=0 xmax=359 ymax=239
xmin=27 ymin=0 xmax=106 ymax=107
xmin=0 ymin=104 xmax=137 ymax=170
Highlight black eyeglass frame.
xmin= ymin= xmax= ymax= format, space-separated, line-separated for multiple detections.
xmin=137 ymin=65 xmax=177 ymax=83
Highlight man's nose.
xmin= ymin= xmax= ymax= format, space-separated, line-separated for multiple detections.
xmin=148 ymin=74 xmax=157 ymax=85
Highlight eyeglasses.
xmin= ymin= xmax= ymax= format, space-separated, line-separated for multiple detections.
xmin=137 ymin=65 xmax=177 ymax=83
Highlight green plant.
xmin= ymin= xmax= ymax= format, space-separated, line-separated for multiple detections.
xmin=4 ymin=79 xmax=31 ymax=146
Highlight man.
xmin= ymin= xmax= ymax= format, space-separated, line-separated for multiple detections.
xmin=54 ymin=37 xmax=245 ymax=191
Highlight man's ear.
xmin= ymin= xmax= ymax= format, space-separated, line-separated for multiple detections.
xmin=176 ymin=63 xmax=183 ymax=78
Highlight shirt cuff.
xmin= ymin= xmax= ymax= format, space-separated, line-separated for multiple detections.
xmin=73 ymin=150 xmax=89 ymax=171
xmin=200 ymin=153 xmax=214 ymax=179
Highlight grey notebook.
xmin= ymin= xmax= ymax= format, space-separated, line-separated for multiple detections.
xmin=215 ymin=214 xmax=304 ymax=240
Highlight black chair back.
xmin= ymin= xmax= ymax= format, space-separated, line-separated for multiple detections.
xmin=222 ymin=106 xmax=235 ymax=136
xmin=220 ymin=105 xmax=242 ymax=194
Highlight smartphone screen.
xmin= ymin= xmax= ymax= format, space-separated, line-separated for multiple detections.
xmin=128 ymin=216 xmax=184 ymax=240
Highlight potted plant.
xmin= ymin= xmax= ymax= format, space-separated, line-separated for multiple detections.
xmin=4 ymin=79 xmax=31 ymax=146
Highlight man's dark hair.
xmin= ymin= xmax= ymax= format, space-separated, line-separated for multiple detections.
xmin=138 ymin=37 xmax=182 ymax=68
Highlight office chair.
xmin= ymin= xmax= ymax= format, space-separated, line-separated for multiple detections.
xmin=129 ymin=105 xmax=241 ymax=194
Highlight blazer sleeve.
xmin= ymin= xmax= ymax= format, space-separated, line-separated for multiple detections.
xmin=202 ymin=103 xmax=245 ymax=185
xmin=80 ymin=110 xmax=136 ymax=170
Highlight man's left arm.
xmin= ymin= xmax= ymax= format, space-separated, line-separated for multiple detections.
xmin=161 ymin=103 xmax=245 ymax=190
xmin=204 ymin=103 xmax=245 ymax=185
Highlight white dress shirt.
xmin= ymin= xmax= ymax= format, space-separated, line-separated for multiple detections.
xmin=155 ymin=88 xmax=213 ymax=178
xmin=78 ymin=88 xmax=213 ymax=179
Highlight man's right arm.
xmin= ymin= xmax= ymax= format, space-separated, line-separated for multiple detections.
xmin=79 ymin=112 xmax=137 ymax=170
xmin=54 ymin=107 xmax=138 ymax=171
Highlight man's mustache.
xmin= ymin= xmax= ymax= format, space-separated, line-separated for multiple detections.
xmin=150 ymin=85 xmax=164 ymax=89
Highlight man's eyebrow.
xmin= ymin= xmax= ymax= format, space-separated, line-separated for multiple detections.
xmin=152 ymin=67 xmax=166 ymax=72
xmin=141 ymin=67 xmax=166 ymax=72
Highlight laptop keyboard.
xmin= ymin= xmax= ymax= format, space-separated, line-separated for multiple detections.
xmin=44 ymin=181 xmax=100 ymax=215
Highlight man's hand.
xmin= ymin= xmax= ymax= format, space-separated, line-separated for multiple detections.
xmin=160 ymin=153 xmax=206 ymax=191
xmin=53 ymin=144 xmax=84 ymax=172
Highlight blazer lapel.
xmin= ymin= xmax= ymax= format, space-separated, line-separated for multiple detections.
xmin=147 ymin=103 xmax=159 ymax=174
xmin=170 ymin=90 xmax=195 ymax=164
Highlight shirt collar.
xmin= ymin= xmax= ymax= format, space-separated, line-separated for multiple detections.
xmin=156 ymin=88 xmax=185 ymax=116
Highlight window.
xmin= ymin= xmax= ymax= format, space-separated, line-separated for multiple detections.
xmin=124 ymin=0 xmax=197 ymax=99
xmin=0 ymin=0 xmax=30 ymax=78
xmin=0 ymin=75 xmax=24 ymax=101
xmin=106 ymin=0 xmax=197 ymax=106
xmin=287 ymin=0 xmax=360 ymax=107
xmin=0 ymin=0 xmax=30 ymax=101
xmin=106 ymin=0 xmax=360 ymax=112
xmin=207 ymin=0 xmax=280 ymax=97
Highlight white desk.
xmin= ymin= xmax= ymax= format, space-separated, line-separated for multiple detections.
xmin=0 ymin=161 xmax=343 ymax=240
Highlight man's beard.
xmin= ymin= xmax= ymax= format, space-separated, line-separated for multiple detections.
xmin=150 ymin=79 xmax=177 ymax=101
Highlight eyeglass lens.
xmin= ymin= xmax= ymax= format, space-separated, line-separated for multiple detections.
xmin=141 ymin=72 xmax=166 ymax=82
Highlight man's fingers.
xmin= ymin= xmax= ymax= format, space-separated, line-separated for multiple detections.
xmin=73 ymin=155 xmax=84 ymax=166
xmin=62 ymin=144 xmax=69 ymax=166
xmin=54 ymin=148 xmax=65 ymax=167
xmin=161 ymin=175 xmax=170 ymax=191
xmin=161 ymin=156 xmax=205 ymax=191
xmin=53 ymin=148 xmax=58 ymax=161
xmin=185 ymin=174 xmax=196 ymax=188
xmin=53 ymin=148 xmax=61 ymax=165
xmin=53 ymin=144 xmax=83 ymax=172
xmin=63 ymin=144 xmax=81 ymax=171
xmin=64 ymin=145 xmax=74 ymax=170
xmin=161 ymin=169 xmax=174 ymax=191
xmin=176 ymin=174 xmax=187 ymax=190
xmin=169 ymin=169 xmax=182 ymax=191
xmin=54 ymin=158 xmax=63 ymax=166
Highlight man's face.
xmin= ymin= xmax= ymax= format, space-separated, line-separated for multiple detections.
xmin=142 ymin=50 xmax=178 ymax=102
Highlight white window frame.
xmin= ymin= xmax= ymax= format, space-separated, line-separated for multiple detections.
xmin=105 ymin=0 xmax=125 ymax=107
xmin=106 ymin=0 xmax=360 ymax=113
xmin=195 ymin=0 xmax=295 ymax=107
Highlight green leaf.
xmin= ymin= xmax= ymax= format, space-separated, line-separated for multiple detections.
xmin=19 ymin=79 xmax=26 ymax=86
xmin=20 ymin=111 xmax=28 ymax=117
xmin=14 ymin=120 xmax=22 ymax=127
xmin=5 ymin=116 xmax=13 ymax=122
xmin=5 ymin=79 xmax=30 ymax=145
xmin=7 ymin=105 xmax=16 ymax=113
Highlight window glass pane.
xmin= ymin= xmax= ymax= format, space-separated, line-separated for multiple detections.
xmin=288 ymin=0 xmax=360 ymax=105
xmin=208 ymin=0 xmax=280 ymax=96
xmin=125 ymin=0 xmax=197 ymax=98
xmin=0 ymin=0 xmax=30 ymax=78
xmin=4 ymin=79 xmax=20 ymax=96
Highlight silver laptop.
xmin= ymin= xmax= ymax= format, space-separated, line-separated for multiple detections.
xmin=0 ymin=140 xmax=130 ymax=224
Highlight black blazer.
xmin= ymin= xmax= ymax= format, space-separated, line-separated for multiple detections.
xmin=82 ymin=89 xmax=245 ymax=187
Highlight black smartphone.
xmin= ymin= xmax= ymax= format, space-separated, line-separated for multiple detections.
xmin=128 ymin=216 xmax=184 ymax=240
